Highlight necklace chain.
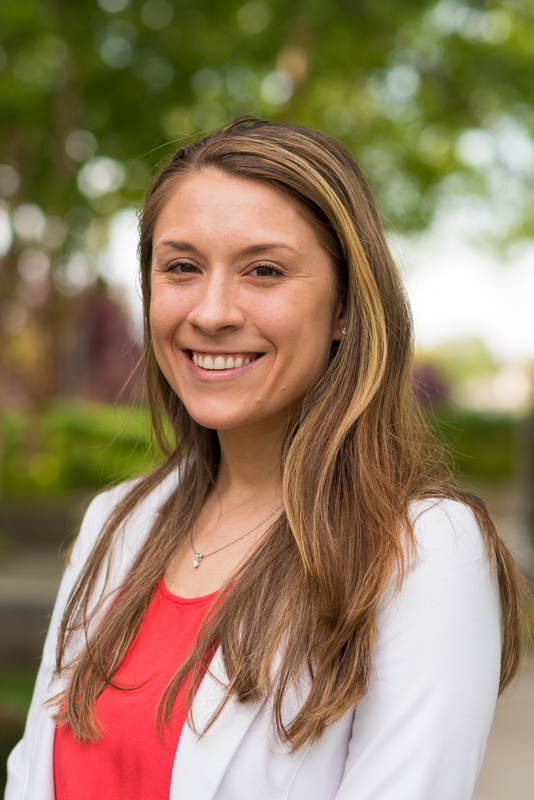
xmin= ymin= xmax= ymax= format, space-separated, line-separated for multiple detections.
xmin=190 ymin=503 xmax=284 ymax=568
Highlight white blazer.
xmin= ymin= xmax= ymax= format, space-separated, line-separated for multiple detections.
xmin=6 ymin=471 xmax=502 ymax=800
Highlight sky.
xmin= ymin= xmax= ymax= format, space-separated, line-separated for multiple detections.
xmin=399 ymin=234 xmax=534 ymax=363
xmin=101 ymin=208 xmax=534 ymax=365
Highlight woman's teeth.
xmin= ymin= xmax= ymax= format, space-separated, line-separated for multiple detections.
xmin=192 ymin=352 xmax=253 ymax=370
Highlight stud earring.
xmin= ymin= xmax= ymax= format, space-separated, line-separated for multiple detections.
xmin=341 ymin=327 xmax=347 ymax=336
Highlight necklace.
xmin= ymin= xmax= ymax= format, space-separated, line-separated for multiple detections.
xmin=190 ymin=503 xmax=284 ymax=568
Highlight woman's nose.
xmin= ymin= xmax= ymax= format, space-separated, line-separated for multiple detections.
xmin=186 ymin=273 xmax=245 ymax=334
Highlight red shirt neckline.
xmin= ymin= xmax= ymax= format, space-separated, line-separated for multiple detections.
xmin=54 ymin=578 xmax=219 ymax=800
xmin=157 ymin=577 xmax=219 ymax=606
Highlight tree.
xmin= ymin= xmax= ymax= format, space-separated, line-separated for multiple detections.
xmin=1 ymin=0 xmax=533 ymax=405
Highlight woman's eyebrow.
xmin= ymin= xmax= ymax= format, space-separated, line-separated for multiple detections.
xmin=155 ymin=240 xmax=199 ymax=253
xmin=240 ymin=242 xmax=301 ymax=256
xmin=155 ymin=240 xmax=303 ymax=257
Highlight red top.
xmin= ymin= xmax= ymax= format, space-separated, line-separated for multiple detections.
xmin=54 ymin=580 xmax=218 ymax=800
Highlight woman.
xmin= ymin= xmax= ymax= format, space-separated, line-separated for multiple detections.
xmin=6 ymin=117 xmax=526 ymax=799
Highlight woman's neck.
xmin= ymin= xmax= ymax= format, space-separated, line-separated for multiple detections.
xmin=163 ymin=423 xmax=286 ymax=597
xmin=214 ymin=424 xmax=284 ymax=509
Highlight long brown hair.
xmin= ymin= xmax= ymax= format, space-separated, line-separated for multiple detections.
xmin=54 ymin=117 xmax=527 ymax=749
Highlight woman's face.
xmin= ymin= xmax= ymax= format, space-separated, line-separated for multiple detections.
xmin=149 ymin=169 xmax=345 ymax=435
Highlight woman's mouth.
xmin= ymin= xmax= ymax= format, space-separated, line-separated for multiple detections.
xmin=190 ymin=351 xmax=261 ymax=370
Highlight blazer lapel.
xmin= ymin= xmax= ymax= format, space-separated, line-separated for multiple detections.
xmin=169 ymin=648 xmax=265 ymax=800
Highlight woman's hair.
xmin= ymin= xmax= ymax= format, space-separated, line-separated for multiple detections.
xmin=54 ymin=117 xmax=526 ymax=748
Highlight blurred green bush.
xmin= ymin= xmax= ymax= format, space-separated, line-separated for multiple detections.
xmin=0 ymin=402 xmax=160 ymax=498
xmin=0 ymin=401 xmax=522 ymax=499
xmin=428 ymin=406 xmax=519 ymax=481
xmin=0 ymin=665 xmax=39 ymax=792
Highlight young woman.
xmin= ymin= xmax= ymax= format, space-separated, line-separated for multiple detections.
xmin=7 ymin=117 xmax=526 ymax=800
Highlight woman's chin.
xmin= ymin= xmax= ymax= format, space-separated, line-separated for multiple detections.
xmin=185 ymin=405 xmax=291 ymax=437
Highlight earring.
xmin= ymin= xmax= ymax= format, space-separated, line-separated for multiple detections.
xmin=341 ymin=327 xmax=347 ymax=336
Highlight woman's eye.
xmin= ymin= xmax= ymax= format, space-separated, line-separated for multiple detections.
xmin=168 ymin=262 xmax=199 ymax=274
xmin=250 ymin=264 xmax=281 ymax=278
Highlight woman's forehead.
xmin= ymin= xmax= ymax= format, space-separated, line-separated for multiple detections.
xmin=152 ymin=169 xmax=330 ymax=254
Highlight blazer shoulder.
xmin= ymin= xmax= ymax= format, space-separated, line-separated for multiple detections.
xmin=407 ymin=497 xmax=489 ymax=572
xmin=68 ymin=467 xmax=181 ymax=569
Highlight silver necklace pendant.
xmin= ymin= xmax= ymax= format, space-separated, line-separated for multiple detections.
xmin=189 ymin=503 xmax=284 ymax=569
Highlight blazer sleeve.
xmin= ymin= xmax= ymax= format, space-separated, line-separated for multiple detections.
xmin=335 ymin=499 xmax=502 ymax=800
xmin=4 ymin=489 xmax=120 ymax=800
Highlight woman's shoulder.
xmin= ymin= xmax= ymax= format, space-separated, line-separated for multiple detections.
xmin=406 ymin=497 xmax=490 ymax=572
xmin=70 ymin=466 xmax=182 ymax=568
xmin=90 ymin=464 xmax=182 ymax=517
xmin=375 ymin=496 xmax=499 ymax=645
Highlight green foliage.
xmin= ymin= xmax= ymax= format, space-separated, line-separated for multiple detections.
xmin=0 ymin=711 xmax=23 ymax=794
xmin=0 ymin=400 xmax=521 ymax=499
xmin=428 ymin=405 xmax=518 ymax=480
xmin=0 ymin=666 xmax=37 ymax=794
xmin=2 ymin=0 xmax=534 ymax=412
xmin=0 ymin=665 xmax=37 ymax=715
xmin=0 ymin=402 xmax=161 ymax=497
xmin=1 ymin=0 xmax=534 ymax=245
xmin=419 ymin=338 xmax=499 ymax=383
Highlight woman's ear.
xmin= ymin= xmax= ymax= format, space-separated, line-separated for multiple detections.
xmin=331 ymin=301 xmax=347 ymax=342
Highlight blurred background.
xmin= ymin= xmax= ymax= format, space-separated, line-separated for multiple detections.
xmin=1 ymin=0 xmax=533 ymax=795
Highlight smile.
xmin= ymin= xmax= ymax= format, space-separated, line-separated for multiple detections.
xmin=190 ymin=351 xmax=260 ymax=370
